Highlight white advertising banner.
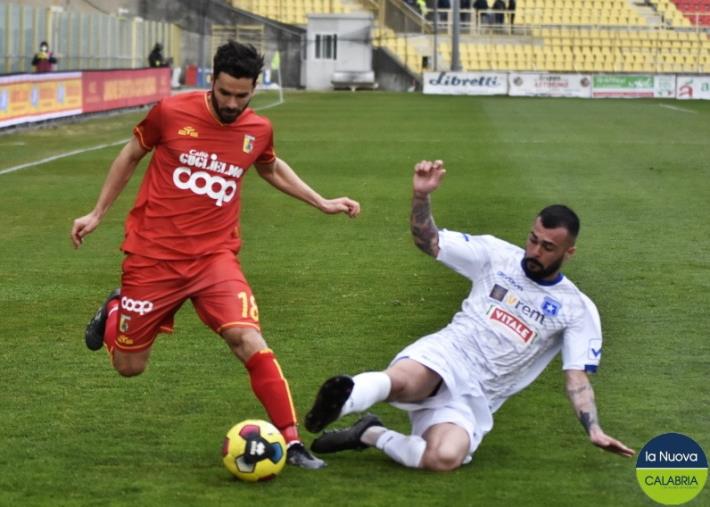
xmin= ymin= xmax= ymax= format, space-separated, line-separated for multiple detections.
xmin=654 ymin=75 xmax=676 ymax=98
xmin=592 ymin=75 xmax=676 ymax=98
xmin=508 ymin=73 xmax=592 ymax=98
xmin=675 ymin=75 xmax=710 ymax=100
xmin=423 ymin=72 xmax=508 ymax=95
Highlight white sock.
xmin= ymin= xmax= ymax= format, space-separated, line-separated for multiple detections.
xmin=374 ymin=429 xmax=426 ymax=469
xmin=339 ymin=371 xmax=391 ymax=417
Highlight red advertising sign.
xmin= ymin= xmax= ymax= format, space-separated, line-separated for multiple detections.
xmin=82 ymin=68 xmax=171 ymax=113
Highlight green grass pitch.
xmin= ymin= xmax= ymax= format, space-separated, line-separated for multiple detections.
xmin=0 ymin=91 xmax=708 ymax=506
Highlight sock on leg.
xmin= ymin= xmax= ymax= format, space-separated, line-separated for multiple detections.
xmin=340 ymin=371 xmax=391 ymax=418
xmin=375 ymin=429 xmax=426 ymax=469
xmin=246 ymin=349 xmax=299 ymax=443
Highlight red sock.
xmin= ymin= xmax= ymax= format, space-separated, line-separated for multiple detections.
xmin=245 ymin=349 xmax=300 ymax=443
xmin=104 ymin=299 xmax=119 ymax=355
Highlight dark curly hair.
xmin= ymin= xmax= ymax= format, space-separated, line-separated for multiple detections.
xmin=538 ymin=204 xmax=580 ymax=239
xmin=212 ymin=40 xmax=264 ymax=84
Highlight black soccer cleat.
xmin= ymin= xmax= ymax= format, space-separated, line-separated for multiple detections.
xmin=304 ymin=375 xmax=355 ymax=433
xmin=286 ymin=442 xmax=326 ymax=469
xmin=310 ymin=414 xmax=384 ymax=454
xmin=84 ymin=288 xmax=121 ymax=351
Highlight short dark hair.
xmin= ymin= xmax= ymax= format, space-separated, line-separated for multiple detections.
xmin=537 ymin=204 xmax=580 ymax=239
xmin=213 ymin=41 xmax=264 ymax=84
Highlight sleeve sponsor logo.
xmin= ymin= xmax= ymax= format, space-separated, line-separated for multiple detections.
xmin=587 ymin=339 xmax=602 ymax=360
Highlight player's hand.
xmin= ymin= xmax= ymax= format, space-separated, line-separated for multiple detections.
xmin=319 ymin=197 xmax=360 ymax=218
xmin=70 ymin=211 xmax=101 ymax=248
xmin=590 ymin=428 xmax=635 ymax=457
xmin=413 ymin=160 xmax=446 ymax=196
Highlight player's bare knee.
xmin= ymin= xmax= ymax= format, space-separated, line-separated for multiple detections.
xmin=112 ymin=351 xmax=148 ymax=377
xmin=114 ymin=362 xmax=145 ymax=377
xmin=385 ymin=370 xmax=409 ymax=399
xmin=421 ymin=444 xmax=465 ymax=472
xmin=222 ymin=327 xmax=267 ymax=363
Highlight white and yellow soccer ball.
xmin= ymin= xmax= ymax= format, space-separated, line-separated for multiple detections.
xmin=222 ymin=419 xmax=287 ymax=482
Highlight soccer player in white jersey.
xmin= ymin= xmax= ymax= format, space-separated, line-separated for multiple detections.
xmin=304 ymin=159 xmax=635 ymax=471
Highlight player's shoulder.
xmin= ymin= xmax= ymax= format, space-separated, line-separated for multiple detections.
xmin=441 ymin=230 xmax=521 ymax=256
xmin=474 ymin=233 xmax=522 ymax=256
xmin=158 ymin=91 xmax=205 ymax=110
xmin=238 ymin=107 xmax=273 ymax=129
xmin=556 ymin=277 xmax=600 ymax=317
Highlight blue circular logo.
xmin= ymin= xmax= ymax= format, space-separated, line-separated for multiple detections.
xmin=636 ymin=433 xmax=707 ymax=505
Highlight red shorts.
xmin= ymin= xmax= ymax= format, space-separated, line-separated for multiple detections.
xmin=115 ymin=250 xmax=260 ymax=353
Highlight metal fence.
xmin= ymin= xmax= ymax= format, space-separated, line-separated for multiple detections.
xmin=0 ymin=2 xmax=181 ymax=74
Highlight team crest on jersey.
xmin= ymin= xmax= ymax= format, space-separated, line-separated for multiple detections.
xmin=541 ymin=296 xmax=562 ymax=317
xmin=243 ymin=134 xmax=255 ymax=153
xmin=178 ymin=126 xmax=199 ymax=138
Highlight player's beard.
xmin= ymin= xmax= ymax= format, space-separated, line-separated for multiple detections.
xmin=210 ymin=91 xmax=248 ymax=124
xmin=522 ymin=255 xmax=564 ymax=282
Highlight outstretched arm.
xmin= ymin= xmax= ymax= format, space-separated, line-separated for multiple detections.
xmin=254 ymin=157 xmax=360 ymax=217
xmin=410 ymin=160 xmax=446 ymax=257
xmin=70 ymin=136 xmax=148 ymax=248
xmin=565 ymin=369 xmax=635 ymax=457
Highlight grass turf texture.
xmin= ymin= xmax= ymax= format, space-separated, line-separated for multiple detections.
xmin=0 ymin=92 xmax=708 ymax=507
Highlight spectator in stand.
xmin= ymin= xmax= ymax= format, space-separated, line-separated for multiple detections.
xmin=473 ymin=0 xmax=489 ymax=26
xmin=508 ymin=0 xmax=516 ymax=25
xmin=148 ymin=43 xmax=171 ymax=68
xmin=32 ymin=41 xmax=58 ymax=73
xmin=418 ymin=0 xmax=430 ymax=19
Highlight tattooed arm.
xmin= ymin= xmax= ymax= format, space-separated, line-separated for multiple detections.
xmin=565 ymin=369 xmax=635 ymax=457
xmin=410 ymin=160 xmax=447 ymax=257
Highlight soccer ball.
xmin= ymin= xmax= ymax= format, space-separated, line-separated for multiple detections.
xmin=222 ymin=419 xmax=287 ymax=482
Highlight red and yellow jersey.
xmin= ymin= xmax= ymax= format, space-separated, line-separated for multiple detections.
xmin=122 ymin=91 xmax=275 ymax=259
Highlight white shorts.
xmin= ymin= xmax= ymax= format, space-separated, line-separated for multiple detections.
xmin=390 ymin=328 xmax=494 ymax=456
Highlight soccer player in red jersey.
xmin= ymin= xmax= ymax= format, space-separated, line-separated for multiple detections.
xmin=70 ymin=41 xmax=360 ymax=469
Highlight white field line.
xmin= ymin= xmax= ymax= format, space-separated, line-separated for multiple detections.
xmin=659 ymin=103 xmax=698 ymax=114
xmin=0 ymin=139 xmax=129 ymax=176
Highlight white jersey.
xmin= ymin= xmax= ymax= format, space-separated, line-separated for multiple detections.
xmin=436 ymin=230 xmax=603 ymax=411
